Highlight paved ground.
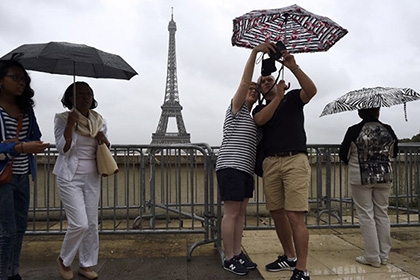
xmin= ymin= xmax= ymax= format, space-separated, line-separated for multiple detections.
xmin=19 ymin=227 xmax=420 ymax=279
xmin=19 ymin=233 xmax=263 ymax=280
xmin=243 ymin=227 xmax=420 ymax=280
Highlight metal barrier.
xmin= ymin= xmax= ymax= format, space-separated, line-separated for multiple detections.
xmin=29 ymin=143 xmax=219 ymax=260
xmin=27 ymin=143 xmax=420 ymax=260
xmin=243 ymin=143 xmax=420 ymax=229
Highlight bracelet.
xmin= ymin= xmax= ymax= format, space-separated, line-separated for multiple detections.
xmin=291 ymin=65 xmax=301 ymax=72
xmin=20 ymin=142 xmax=24 ymax=153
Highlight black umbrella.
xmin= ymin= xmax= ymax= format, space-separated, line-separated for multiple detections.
xmin=0 ymin=41 xmax=138 ymax=80
xmin=1 ymin=41 xmax=138 ymax=106
xmin=232 ymin=4 xmax=348 ymax=54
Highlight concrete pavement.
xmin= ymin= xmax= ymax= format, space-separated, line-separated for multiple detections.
xmin=18 ymin=227 xmax=420 ymax=279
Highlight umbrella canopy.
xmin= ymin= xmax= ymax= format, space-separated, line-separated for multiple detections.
xmin=231 ymin=4 xmax=348 ymax=54
xmin=320 ymin=87 xmax=420 ymax=120
xmin=0 ymin=41 xmax=137 ymax=80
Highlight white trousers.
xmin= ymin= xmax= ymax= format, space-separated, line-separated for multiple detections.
xmin=57 ymin=173 xmax=100 ymax=267
xmin=351 ymin=183 xmax=392 ymax=263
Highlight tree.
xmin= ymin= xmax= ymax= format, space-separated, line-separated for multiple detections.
xmin=399 ymin=132 xmax=420 ymax=142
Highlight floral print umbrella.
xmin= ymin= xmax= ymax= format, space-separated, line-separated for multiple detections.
xmin=231 ymin=4 xmax=348 ymax=54
xmin=320 ymin=87 xmax=420 ymax=121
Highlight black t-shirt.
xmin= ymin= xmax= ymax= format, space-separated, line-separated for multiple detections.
xmin=252 ymin=89 xmax=307 ymax=156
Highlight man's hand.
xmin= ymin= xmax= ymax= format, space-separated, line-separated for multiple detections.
xmin=253 ymin=42 xmax=277 ymax=56
xmin=278 ymin=79 xmax=290 ymax=91
xmin=279 ymin=50 xmax=298 ymax=70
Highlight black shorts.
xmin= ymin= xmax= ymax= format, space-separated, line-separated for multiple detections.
xmin=216 ymin=168 xmax=254 ymax=201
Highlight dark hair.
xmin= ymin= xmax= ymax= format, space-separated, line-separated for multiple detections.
xmin=358 ymin=107 xmax=380 ymax=120
xmin=61 ymin=81 xmax=98 ymax=109
xmin=0 ymin=60 xmax=35 ymax=112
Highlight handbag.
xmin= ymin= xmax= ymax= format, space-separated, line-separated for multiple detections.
xmin=0 ymin=162 xmax=13 ymax=184
xmin=254 ymin=140 xmax=265 ymax=177
xmin=96 ymin=143 xmax=119 ymax=177
xmin=0 ymin=114 xmax=22 ymax=184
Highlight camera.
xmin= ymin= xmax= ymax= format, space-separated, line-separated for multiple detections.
xmin=270 ymin=41 xmax=287 ymax=60
xmin=261 ymin=41 xmax=287 ymax=76
xmin=261 ymin=58 xmax=276 ymax=76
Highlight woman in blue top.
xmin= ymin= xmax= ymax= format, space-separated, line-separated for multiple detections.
xmin=0 ymin=60 xmax=49 ymax=280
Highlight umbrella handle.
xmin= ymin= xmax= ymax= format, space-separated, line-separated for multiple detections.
xmin=281 ymin=63 xmax=285 ymax=80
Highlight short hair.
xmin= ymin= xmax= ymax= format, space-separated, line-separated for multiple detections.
xmin=61 ymin=81 xmax=98 ymax=109
xmin=358 ymin=108 xmax=380 ymax=120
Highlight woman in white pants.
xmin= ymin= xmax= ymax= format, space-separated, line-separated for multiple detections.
xmin=53 ymin=81 xmax=110 ymax=280
xmin=339 ymin=108 xmax=398 ymax=268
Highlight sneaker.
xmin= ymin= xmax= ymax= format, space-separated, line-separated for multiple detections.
xmin=266 ymin=254 xmax=296 ymax=272
xmin=8 ymin=274 xmax=22 ymax=280
xmin=223 ymin=258 xmax=248 ymax=276
xmin=290 ymin=269 xmax=310 ymax=280
xmin=381 ymin=258 xmax=388 ymax=265
xmin=355 ymin=256 xmax=381 ymax=268
xmin=235 ymin=252 xmax=257 ymax=270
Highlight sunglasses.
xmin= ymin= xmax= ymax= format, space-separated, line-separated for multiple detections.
xmin=5 ymin=74 xmax=30 ymax=84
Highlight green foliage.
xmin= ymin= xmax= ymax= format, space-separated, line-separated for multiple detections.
xmin=399 ymin=132 xmax=420 ymax=142
xmin=411 ymin=133 xmax=420 ymax=142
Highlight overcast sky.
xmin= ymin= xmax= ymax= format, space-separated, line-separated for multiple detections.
xmin=1 ymin=0 xmax=420 ymax=146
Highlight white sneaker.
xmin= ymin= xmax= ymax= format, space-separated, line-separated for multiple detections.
xmin=355 ymin=256 xmax=381 ymax=268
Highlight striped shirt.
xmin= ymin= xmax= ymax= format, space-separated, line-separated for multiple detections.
xmin=216 ymin=102 xmax=259 ymax=176
xmin=0 ymin=108 xmax=30 ymax=174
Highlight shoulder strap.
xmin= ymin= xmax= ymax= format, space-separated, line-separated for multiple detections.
xmin=16 ymin=114 xmax=23 ymax=138
xmin=0 ymin=108 xmax=5 ymax=141
xmin=9 ymin=114 xmax=24 ymax=164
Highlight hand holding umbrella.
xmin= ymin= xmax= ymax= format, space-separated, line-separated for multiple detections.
xmin=232 ymin=4 xmax=348 ymax=54
xmin=233 ymin=5 xmax=347 ymax=83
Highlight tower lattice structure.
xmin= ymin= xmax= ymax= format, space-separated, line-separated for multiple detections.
xmin=151 ymin=11 xmax=190 ymax=145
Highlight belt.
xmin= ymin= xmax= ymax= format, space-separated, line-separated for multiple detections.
xmin=271 ymin=151 xmax=303 ymax=157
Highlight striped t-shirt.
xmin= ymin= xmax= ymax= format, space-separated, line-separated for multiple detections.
xmin=215 ymin=102 xmax=259 ymax=176
xmin=0 ymin=108 xmax=30 ymax=174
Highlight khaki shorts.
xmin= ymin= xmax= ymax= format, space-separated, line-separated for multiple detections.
xmin=262 ymin=153 xmax=310 ymax=212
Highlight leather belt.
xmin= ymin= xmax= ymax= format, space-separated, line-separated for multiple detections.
xmin=271 ymin=151 xmax=303 ymax=157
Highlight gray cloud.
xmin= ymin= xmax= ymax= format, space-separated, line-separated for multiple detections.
xmin=1 ymin=0 xmax=420 ymax=146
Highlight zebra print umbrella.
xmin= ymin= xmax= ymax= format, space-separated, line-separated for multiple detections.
xmin=231 ymin=4 xmax=348 ymax=54
xmin=320 ymin=87 xmax=420 ymax=120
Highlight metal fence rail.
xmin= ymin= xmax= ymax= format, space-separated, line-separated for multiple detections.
xmin=29 ymin=143 xmax=218 ymax=260
xmin=27 ymin=143 xmax=420 ymax=259
xmin=243 ymin=143 xmax=420 ymax=229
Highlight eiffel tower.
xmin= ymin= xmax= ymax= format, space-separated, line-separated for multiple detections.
xmin=150 ymin=9 xmax=190 ymax=146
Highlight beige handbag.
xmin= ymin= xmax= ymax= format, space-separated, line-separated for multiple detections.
xmin=96 ymin=143 xmax=118 ymax=177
